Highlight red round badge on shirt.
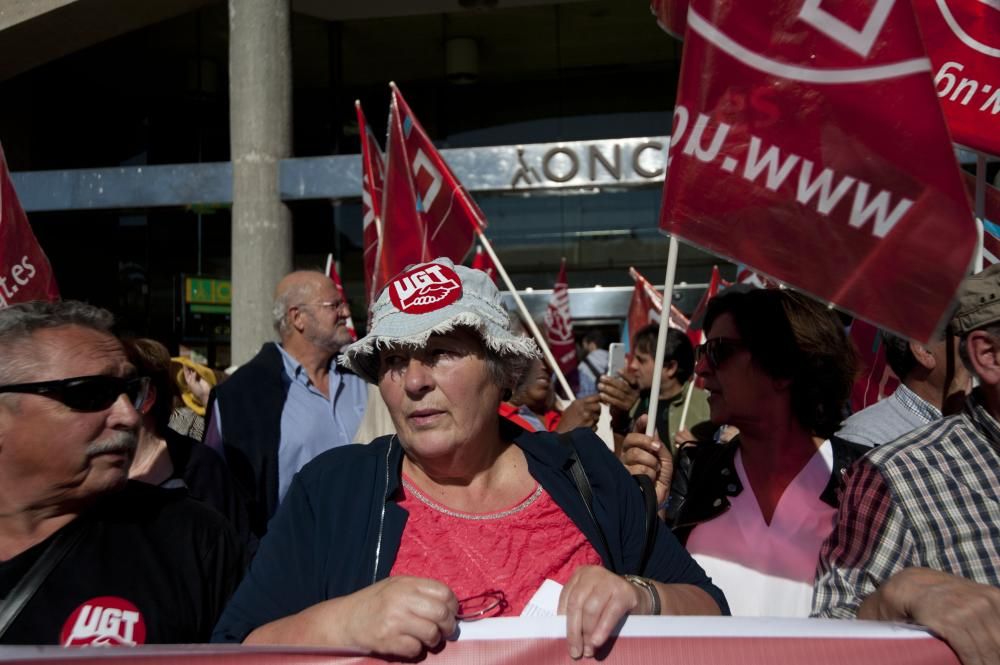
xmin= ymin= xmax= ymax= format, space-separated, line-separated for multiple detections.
xmin=60 ymin=596 xmax=147 ymax=646
xmin=389 ymin=263 xmax=463 ymax=314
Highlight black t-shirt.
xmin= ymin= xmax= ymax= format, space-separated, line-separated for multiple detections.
xmin=0 ymin=481 xmax=245 ymax=645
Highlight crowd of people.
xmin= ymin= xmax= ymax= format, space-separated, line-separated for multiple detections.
xmin=0 ymin=257 xmax=997 ymax=663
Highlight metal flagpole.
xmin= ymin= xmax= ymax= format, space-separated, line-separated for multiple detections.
xmin=646 ymin=236 xmax=680 ymax=437
xmin=476 ymin=231 xmax=576 ymax=401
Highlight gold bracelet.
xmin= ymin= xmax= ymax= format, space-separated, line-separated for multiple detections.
xmin=623 ymin=574 xmax=661 ymax=615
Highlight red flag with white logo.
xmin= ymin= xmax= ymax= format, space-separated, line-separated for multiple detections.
xmin=650 ymin=0 xmax=689 ymax=39
xmin=544 ymin=258 xmax=578 ymax=379
xmin=913 ymin=0 xmax=1000 ymax=156
xmin=390 ymin=84 xmax=486 ymax=264
xmin=0 ymin=142 xmax=58 ymax=308
xmin=470 ymin=245 xmax=497 ymax=282
xmin=661 ymin=0 xmax=976 ymax=343
xmin=379 ymin=90 xmax=430 ymax=293
xmin=356 ymin=101 xmax=385 ymax=306
xmin=627 ymin=267 xmax=690 ymax=351
xmin=324 ymin=254 xmax=357 ymax=341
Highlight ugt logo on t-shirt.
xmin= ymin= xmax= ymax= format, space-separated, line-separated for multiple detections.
xmin=60 ymin=596 xmax=147 ymax=646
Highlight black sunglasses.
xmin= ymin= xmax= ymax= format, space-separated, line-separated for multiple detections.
xmin=0 ymin=375 xmax=151 ymax=412
xmin=696 ymin=337 xmax=746 ymax=369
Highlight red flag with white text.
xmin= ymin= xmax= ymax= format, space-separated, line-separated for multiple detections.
xmin=379 ymin=90 xmax=430 ymax=293
xmin=390 ymin=84 xmax=486 ymax=265
xmin=650 ymin=0 xmax=689 ymax=40
xmin=544 ymin=259 xmax=578 ymax=380
xmin=0 ymin=143 xmax=58 ymax=308
xmin=470 ymin=245 xmax=497 ymax=282
xmin=356 ymin=101 xmax=385 ymax=306
xmin=325 ymin=254 xmax=357 ymax=341
xmin=660 ymin=0 xmax=976 ymax=343
xmin=914 ymin=0 xmax=1000 ymax=156
xmin=627 ymin=267 xmax=690 ymax=351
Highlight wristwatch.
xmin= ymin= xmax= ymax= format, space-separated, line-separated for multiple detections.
xmin=623 ymin=574 xmax=661 ymax=615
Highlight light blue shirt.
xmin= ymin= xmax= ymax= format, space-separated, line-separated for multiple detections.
xmin=274 ymin=344 xmax=368 ymax=501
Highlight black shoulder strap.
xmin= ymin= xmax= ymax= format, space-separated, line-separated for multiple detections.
xmin=557 ymin=432 xmax=656 ymax=575
xmin=0 ymin=518 xmax=88 ymax=639
xmin=581 ymin=355 xmax=602 ymax=379
xmin=557 ymin=432 xmax=617 ymax=574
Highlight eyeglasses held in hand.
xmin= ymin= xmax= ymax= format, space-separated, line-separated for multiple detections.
xmin=696 ymin=337 xmax=745 ymax=370
xmin=0 ymin=375 xmax=151 ymax=412
xmin=456 ymin=590 xmax=508 ymax=621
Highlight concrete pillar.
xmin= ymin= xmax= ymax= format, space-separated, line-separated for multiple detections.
xmin=228 ymin=0 xmax=292 ymax=364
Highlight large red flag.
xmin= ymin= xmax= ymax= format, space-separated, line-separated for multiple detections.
xmin=324 ymin=254 xmax=357 ymax=341
xmin=626 ymin=267 xmax=690 ymax=351
xmin=355 ymin=101 xmax=385 ymax=306
xmin=0 ymin=142 xmax=58 ymax=308
xmin=544 ymin=259 xmax=578 ymax=380
xmin=660 ymin=0 xmax=976 ymax=343
xmin=390 ymin=84 xmax=486 ymax=264
xmin=379 ymin=89 xmax=430 ymax=292
xmin=914 ymin=0 xmax=1000 ymax=156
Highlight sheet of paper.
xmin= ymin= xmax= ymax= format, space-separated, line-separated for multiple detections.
xmin=520 ymin=578 xmax=563 ymax=617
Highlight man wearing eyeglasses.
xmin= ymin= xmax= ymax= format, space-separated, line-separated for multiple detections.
xmin=0 ymin=300 xmax=244 ymax=645
xmin=205 ymin=270 xmax=392 ymax=539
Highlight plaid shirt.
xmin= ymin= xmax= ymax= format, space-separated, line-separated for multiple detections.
xmin=812 ymin=390 xmax=1000 ymax=618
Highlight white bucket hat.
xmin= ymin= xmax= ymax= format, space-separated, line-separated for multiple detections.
xmin=340 ymin=257 xmax=539 ymax=383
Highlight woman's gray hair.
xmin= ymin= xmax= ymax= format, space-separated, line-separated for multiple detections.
xmin=483 ymin=346 xmax=535 ymax=397
xmin=0 ymin=300 xmax=115 ymax=384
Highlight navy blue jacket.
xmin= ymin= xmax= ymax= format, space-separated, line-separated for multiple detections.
xmin=212 ymin=424 xmax=728 ymax=642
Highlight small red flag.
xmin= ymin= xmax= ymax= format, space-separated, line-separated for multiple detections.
xmin=685 ymin=265 xmax=727 ymax=347
xmin=650 ymin=0 xmax=689 ymax=40
xmin=848 ymin=318 xmax=900 ymax=412
xmin=324 ymin=254 xmax=357 ymax=341
xmin=0 ymin=142 xmax=59 ymax=308
xmin=626 ymin=267 xmax=690 ymax=351
xmin=661 ymin=0 xmax=976 ymax=343
xmin=913 ymin=0 xmax=1000 ymax=157
xmin=544 ymin=259 xmax=578 ymax=379
xmin=356 ymin=101 xmax=385 ymax=306
xmin=470 ymin=245 xmax=496 ymax=282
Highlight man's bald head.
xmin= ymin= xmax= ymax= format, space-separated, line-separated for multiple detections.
xmin=272 ymin=271 xmax=332 ymax=338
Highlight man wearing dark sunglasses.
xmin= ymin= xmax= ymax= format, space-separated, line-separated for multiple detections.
xmin=0 ymin=300 xmax=244 ymax=645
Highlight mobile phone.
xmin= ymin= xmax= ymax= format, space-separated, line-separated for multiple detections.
xmin=607 ymin=342 xmax=626 ymax=377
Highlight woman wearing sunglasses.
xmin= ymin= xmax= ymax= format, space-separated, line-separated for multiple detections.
xmin=622 ymin=287 xmax=865 ymax=617
xmin=213 ymin=258 xmax=726 ymax=658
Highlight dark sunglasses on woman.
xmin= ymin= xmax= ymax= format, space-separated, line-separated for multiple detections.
xmin=695 ymin=337 xmax=745 ymax=370
xmin=0 ymin=375 xmax=151 ymax=412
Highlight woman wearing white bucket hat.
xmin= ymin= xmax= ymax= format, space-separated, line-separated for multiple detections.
xmin=213 ymin=258 xmax=727 ymax=658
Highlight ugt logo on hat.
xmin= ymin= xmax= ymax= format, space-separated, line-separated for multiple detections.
xmin=390 ymin=263 xmax=462 ymax=314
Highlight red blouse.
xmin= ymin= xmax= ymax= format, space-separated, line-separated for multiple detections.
xmin=390 ymin=476 xmax=602 ymax=616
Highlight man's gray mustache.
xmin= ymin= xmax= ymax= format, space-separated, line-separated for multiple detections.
xmin=86 ymin=431 xmax=138 ymax=457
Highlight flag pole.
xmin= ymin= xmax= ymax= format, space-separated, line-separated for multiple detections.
xmin=974 ymin=152 xmax=987 ymax=273
xmin=476 ymin=231 xmax=576 ymax=401
xmin=646 ymin=236 xmax=680 ymax=438
xmin=324 ymin=253 xmax=333 ymax=277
